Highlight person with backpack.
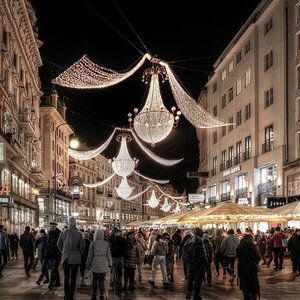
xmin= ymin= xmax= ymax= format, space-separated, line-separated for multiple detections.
xmin=266 ymin=226 xmax=286 ymax=270
xmin=148 ymin=234 xmax=169 ymax=287
xmin=135 ymin=232 xmax=148 ymax=282
xmin=212 ymin=228 xmax=225 ymax=277
xmin=35 ymin=229 xmax=49 ymax=285
xmin=202 ymin=233 xmax=213 ymax=286
xmin=0 ymin=225 xmax=9 ymax=278
xmin=172 ymin=229 xmax=182 ymax=262
xmin=220 ymin=228 xmax=239 ymax=282
xmin=19 ymin=225 xmax=35 ymax=278
xmin=182 ymin=227 xmax=206 ymax=300
xmin=162 ymin=232 xmax=175 ymax=282
xmin=237 ymin=234 xmax=260 ymax=300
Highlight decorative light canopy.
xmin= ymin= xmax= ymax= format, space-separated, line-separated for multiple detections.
xmin=147 ymin=190 xmax=160 ymax=208
xmin=161 ymin=197 xmax=172 ymax=212
xmin=115 ymin=177 xmax=133 ymax=199
xmin=110 ymin=133 xmax=138 ymax=178
xmin=128 ymin=65 xmax=181 ymax=147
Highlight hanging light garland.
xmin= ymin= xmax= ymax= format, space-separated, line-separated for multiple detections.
xmin=133 ymin=170 xmax=169 ymax=184
xmin=147 ymin=190 xmax=160 ymax=208
xmin=128 ymin=65 xmax=181 ymax=147
xmin=122 ymin=186 xmax=151 ymax=201
xmin=83 ymin=173 xmax=116 ymax=188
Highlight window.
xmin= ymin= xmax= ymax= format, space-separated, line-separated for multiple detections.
xmin=297 ymin=65 xmax=300 ymax=89
xmin=236 ymin=110 xmax=242 ymax=126
xmin=297 ymin=5 xmax=300 ymax=24
xmin=245 ymin=68 xmax=251 ymax=87
xmin=236 ymin=51 xmax=242 ymax=64
xmin=213 ymin=105 xmax=217 ymax=116
xmin=209 ymin=184 xmax=216 ymax=202
xmin=236 ymin=141 xmax=242 ymax=162
xmin=221 ymin=180 xmax=230 ymax=200
xmin=228 ymin=146 xmax=234 ymax=164
xmin=296 ymin=98 xmax=300 ymax=123
xmin=263 ymin=125 xmax=274 ymax=153
xmin=229 ymin=87 xmax=234 ymax=102
xmin=222 ymin=69 xmax=227 ymax=81
xmin=264 ymin=50 xmax=273 ymax=71
xmin=213 ymin=157 xmax=217 ymax=172
xmin=236 ymin=78 xmax=242 ymax=95
xmin=0 ymin=142 xmax=4 ymax=161
xmin=297 ymin=33 xmax=300 ymax=56
xmin=222 ymin=94 xmax=226 ymax=108
xmin=265 ymin=87 xmax=274 ymax=108
xmin=245 ymin=103 xmax=251 ymax=120
xmin=264 ymin=18 xmax=273 ymax=35
xmin=245 ymin=136 xmax=251 ymax=159
xmin=213 ymin=131 xmax=217 ymax=144
xmin=245 ymin=40 xmax=251 ymax=54
xmin=222 ymin=126 xmax=226 ymax=137
xmin=3 ymin=29 xmax=8 ymax=47
xmin=229 ymin=117 xmax=233 ymax=132
xmin=222 ymin=150 xmax=226 ymax=165
xmin=229 ymin=60 xmax=234 ymax=72
xmin=213 ymin=82 xmax=217 ymax=93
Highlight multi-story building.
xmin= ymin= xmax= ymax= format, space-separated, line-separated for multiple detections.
xmin=204 ymin=0 xmax=292 ymax=214
xmin=38 ymin=88 xmax=73 ymax=228
xmin=0 ymin=0 xmax=45 ymax=235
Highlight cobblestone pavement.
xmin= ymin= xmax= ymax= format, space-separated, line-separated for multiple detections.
xmin=0 ymin=255 xmax=300 ymax=299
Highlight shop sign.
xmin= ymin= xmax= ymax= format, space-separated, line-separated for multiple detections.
xmin=267 ymin=197 xmax=286 ymax=209
xmin=103 ymin=216 xmax=110 ymax=220
xmin=0 ymin=182 xmax=10 ymax=196
xmin=68 ymin=176 xmax=83 ymax=187
xmin=188 ymin=194 xmax=205 ymax=203
xmin=235 ymin=197 xmax=251 ymax=206
xmin=223 ymin=165 xmax=241 ymax=177
xmin=0 ymin=197 xmax=10 ymax=203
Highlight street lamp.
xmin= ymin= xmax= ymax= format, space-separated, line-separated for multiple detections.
xmin=53 ymin=122 xmax=78 ymax=222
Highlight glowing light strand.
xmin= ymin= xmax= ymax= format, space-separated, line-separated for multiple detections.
xmin=52 ymin=54 xmax=151 ymax=89
xmin=133 ymin=170 xmax=169 ymax=184
xmin=122 ymin=186 xmax=151 ymax=201
xmin=83 ymin=173 xmax=116 ymax=188
xmin=154 ymin=185 xmax=189 ymax=206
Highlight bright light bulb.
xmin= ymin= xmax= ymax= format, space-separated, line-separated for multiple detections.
xmin=70 ymin=138 xmax=79 ymax=149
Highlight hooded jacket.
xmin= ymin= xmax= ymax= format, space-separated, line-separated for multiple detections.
xmin=220 ymin=233 xmax=239 ymax=257
xmin=86 ymin=230 xmax=112 ymax=273
xmin=57 ymin=218 xmax=85 ymax=264
xmin=151 ymin=239 xmax=168 ymax=256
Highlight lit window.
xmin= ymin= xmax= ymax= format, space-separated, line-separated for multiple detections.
xmin=236 ymin=78 xmax=242 ymax=95
xmin=245 ymin=68 xmax=251 ymax=87
xmin=229 ymin=60 xmax=234 ymax=72
xmin=0 ymin=142 xmax=4 ymax=161
xmin=222 ymin=69 xmax=227 ymax=81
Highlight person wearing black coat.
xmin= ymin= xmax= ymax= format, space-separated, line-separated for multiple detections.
xmin=35 ymin=229 xmax=49 ymax=285
xmin=9 ymin=232 xmax=19 ymax=259
xmin=172 ymin=229 xmax=182 ymax=262
xmin=237 ymin=234 xmax=260 ymax=300
xmin=80 ymin=231 xmax=91 ymax=280
xmin=179 ymin=230 xmax=192 ymax=280
xmin=287 ymin=229 xmax=300 ymax=274
xmin=19 ymin=226 xmax=35 ymax=277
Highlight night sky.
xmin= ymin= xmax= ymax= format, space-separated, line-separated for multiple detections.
xmin=32 ymin=0 xmax=262 ymax=193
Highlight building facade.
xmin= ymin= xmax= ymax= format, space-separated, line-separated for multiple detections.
xmin=203 ymin=0 xmax=291 ymax=212
xmin=0 ymin=0 xmax=44 ymax=235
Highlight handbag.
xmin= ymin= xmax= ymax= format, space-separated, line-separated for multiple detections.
xmin=83 ymin=269 xmax=92 ymax=286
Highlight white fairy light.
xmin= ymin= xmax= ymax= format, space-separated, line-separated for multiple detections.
xmin=159 ymin=61 xmax=230 ymax=128
xmin=115 ymin=177 xmax=133 ymax=199
xmin=131 ymin=66 xmax=180 ymax=146
xmin=52 ymin=54 xmax=151 ymax=89
xmin=68 ymin=128 xmax=117 ymax=160
xmin=133 ymin=170 xmax=169 ymax=184
xmin=111 ymin=135 xmax=136 ymax=178
xmin=147 ymin=190 xmax=160 ymax=208
xmin=122 ymin=186 xmax=151 ymax=201
xmin=161 ymin=197 xmax=173 ymax=212
xmin=83 ymin=173 xmax=115 ymax=188
xmin=173 ymin=203 xmax=181 ymax=213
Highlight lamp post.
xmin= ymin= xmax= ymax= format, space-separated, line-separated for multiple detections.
xmin=53 ymin=122 xmax=78 ymax=222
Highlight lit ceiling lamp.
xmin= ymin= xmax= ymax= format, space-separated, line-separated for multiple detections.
xmin=147 ymin=190 xmax=160 ymax=208
xmin=115 ymin=177 xmax=133 ymax=199
xmin=128 ymin=65 xmax=181 ymax=147
xmin=110 ymin=132 xmax=138 ymax=178
xmin=161 ymin=197 xmax=172 ymax=212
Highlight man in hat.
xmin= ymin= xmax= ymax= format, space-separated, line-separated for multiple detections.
xmin=44 ymin=221 xmax=62 ymax=289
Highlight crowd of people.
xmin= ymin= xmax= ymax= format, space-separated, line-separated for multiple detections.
xmin=0 ymin=221 xmax=300 ymax=300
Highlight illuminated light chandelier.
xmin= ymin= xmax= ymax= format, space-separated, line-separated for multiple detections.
xmin=110 ymin=133 xmax=138 ymax=178
xmin=128 ymin=65 xmax=181 ymax=147
xmin=147 ymin=190 xmax=160 ymax=208
xmin=161 ymin=197 xmax=173 ymax=212
xmin=173 ymin=203 xmax=181 ymax=213
xmin=115 ymin=177 xmax=133 ymax=199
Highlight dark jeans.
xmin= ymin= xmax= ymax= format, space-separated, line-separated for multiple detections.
xmin=124 ymin=267 xmax=135 ymax=287
xmin=92 ymin=273 xmax=105 ymax=296
xmin=214 ymin=253 xmax=224 ymax=274
xmin=11 ymin=249 xmax=18 ymax=258
xmin=0 ymin=250 xmax=8 ymax=274
xmin=80 ymin=257 xmax=88 ymax=278
xmin=38 ymin=257 xmax=49 ymax=282
xmin=273 ymin=247 xmax=284 ymax=270
xmin=243 ymin=291 xmax=258 ymax=300
xmin=186 ymin=264 xmax=204 ymax=297
xmin=203 ymin=261 xmax=212 ymax=283
xmin=23 ymin=251 xmax=34 ymax=275
xmin=223 ymin=256 xmax=235 ymax=275
xmin=63 ymin=260 xmax=79 ymax=300
xmin=291 ymin=256 xmax=300 ymax=273
xmin=110 ymin=257 xmax=123 ymax=287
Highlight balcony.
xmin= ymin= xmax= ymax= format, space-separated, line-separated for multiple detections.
xmin=219 ymin=162 xmax=226 ymax=172
xmin=243 ymin=150 xmax=251 ymax=161
xmin=221 ymin=192 xmax=231 ymax=201
xmin=211 ymin=168 xmax=217 ymax=176
xmin=236 ymin=187 xmax=248 ymax=198
xmin=19 ymin=111 xmax=35 ymax=137
xmin=208 ymin=196 xmax=216 ymax=204
xmin=262 ymin=139 xmax=274 ymax=154
xmin=226 ymin=159 xmax=233 ymax=169
xmin=258 ymin=180 xmax=276 ymax=194
xmin=234 ymin=155 xmax=242 ymax=165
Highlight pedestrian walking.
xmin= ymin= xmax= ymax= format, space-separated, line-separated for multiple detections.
xmin=255 ymin=233 xmax=267 ymax=265
xmin=220 ymin=228 xmax=239 ymax=282
xmin=162 ymin=232 xmax=175 ymax=282
xmin=212 ymin=228 xmax=225 ymax=277
xmin=123 ymin=231 xmax=140 ymax=291
xmin=19 ymin=225 xmax=35 ymax=278
xmin=135 ymin=232 xmax=147 ymax=281
xmin=182 ymin=227 xmax=206 ymax=300
xmin=180 ymin=230 xmax=192 ymax=280
xmin=44 ymin=221 xmax=62 ymax=289
xmin=266 ymin=227 xmax=275 ymax=267
xmin=287 ymin=229 xmax=300 ymax=274
xmin=35 ymin=229 xmax=49 ymax=285
xmin=0 ymin=224 xmax=9 ymax=278
xmin=9 ymin=232 xmax=19 ymax=259
xmin=172 ymin=229 xmax=182 ymax=262
xmin=80 ymin=231 xmax=91 ymax=282
xmin=57 ymin=217 xmax=85 ymax=300
xmin=109 ymin=228 xmax=128 ymax=291
xmin=86 ymin=230 xmax=112 ymax=300
xmin=3 ymin=228 xmax=10 ymax=261
xmin=149 ymin=234 xmax=169 ymax=286
xmin=237 ymin=234 xmax=260 ymax=300
xmin=148 ymin=229 xmax=157 ymax=264
xmin=266 ymin=226 xmax=286 ymax=270
xmin=31 ymin=229 xmax=39 ymax=270
xmin=202 ymin=233 xmax=213 ymax=286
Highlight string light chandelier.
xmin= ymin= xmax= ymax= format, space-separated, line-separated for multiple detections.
xmin=128 ymin=65 xmax=181 ymax=147
xmin=115 ymin=177 xmax=133 ymax=199
xmin=147 ymin=190 xmax=160 ymax=208
xmin=161 ymin=197 xmax=173 ymax=212
xmin=173 ymin=203 xmax=181 ymax=213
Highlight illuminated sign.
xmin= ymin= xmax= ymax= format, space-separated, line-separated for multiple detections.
xmin=0 ymin=182 xmax=10 ymax=196
xmin=223 ymin=165 xmax=241 ymax=177
xmin=188 ymin=194 xmax=205 ymax=203
xmin=235 ymin=197 xmax=251 ymax=206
